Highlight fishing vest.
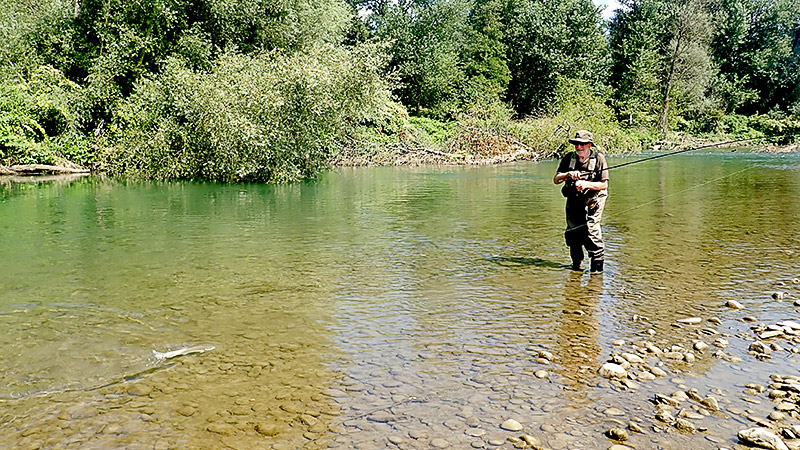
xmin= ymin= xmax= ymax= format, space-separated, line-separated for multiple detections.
xmin=561 ymin=150 xmax=600 ymax=201
xmin=568 ymin=150 xmax=597 ymax=173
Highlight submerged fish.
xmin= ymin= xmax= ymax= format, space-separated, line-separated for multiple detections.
xmin=153 ymin=345 xmax=215 ymax=361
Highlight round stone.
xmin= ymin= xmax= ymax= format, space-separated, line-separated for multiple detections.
xmin=500 ymin=419 xmax=523 ymax=431
xmin=431 ymin=438 xmax=450 ymax=448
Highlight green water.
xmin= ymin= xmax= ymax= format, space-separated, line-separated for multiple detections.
xmin=1 ymin=150 xmax=799 ymax=449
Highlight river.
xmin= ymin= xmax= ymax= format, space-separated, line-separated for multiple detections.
xmin=1 ymin=149 xmax=799 ymax=449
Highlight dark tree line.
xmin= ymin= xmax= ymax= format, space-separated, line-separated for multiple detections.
xmin=1 ymin=0 xmax=798 ymax=181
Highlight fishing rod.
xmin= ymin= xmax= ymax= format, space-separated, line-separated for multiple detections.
xmin=604 ymin=134 xmax=798 ymax=172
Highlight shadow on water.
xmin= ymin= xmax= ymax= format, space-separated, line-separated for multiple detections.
xmin=485 ymin=255 xmax=567 ymax=269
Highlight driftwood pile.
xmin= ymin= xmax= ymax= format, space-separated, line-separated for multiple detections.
xmin=0 ymin=164 xmax=90 ymax=176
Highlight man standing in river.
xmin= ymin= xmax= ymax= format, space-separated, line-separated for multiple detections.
xmin=553 ymin=130 xmax=609 ymax=272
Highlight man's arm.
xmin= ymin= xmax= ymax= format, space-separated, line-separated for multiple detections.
xmin=554 ymin=171 xmax=582 ymax=184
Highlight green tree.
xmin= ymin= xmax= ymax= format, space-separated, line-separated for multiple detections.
xmin=505 ymin=0 xmax=610 ymax=116
xmin=609 ymin=0 xmax=714 ymax=134
xmin=709 ymin=0 xmax=800 ymax=116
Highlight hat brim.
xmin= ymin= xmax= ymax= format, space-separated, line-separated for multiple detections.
xmin=569 ymin=139 xmax=595 ymax=146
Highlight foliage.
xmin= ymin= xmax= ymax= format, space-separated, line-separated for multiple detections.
xmin=505 ymin=0 xmax=610 ymax=116
xmin=0 ymin=66 xmax=92 ymax=167
xmin=105 ymin=44 xmax=393 ymax=182
xmin=709 ymin=0 xmax=800 ymax=116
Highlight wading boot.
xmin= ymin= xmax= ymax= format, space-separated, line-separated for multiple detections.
xmin=590 ymin=259 xmax=604 ymax=273
xmin=570 ymin=246 xmax=584 ymax=271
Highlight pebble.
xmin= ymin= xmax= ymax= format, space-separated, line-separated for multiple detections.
xmin=674 ymin=418 xmax=695 ymax=433
xmin=605 ymin=427 xmax=629 ymax=441
xmin=599 ymin=363 xmax=627 ymax=379
xmin=693 ymin=341 xmax=709 ymax=352
xmin=650 ymin=366 xmax=667 ymax=377
xmin=700 ymin=396 xmax=719 ymax=412
xmin=500 ymin=419 xmax=523 ymax=431
xmin=206 ymin=423 xmax=237 ymax=436
xmin=768 ymin=412 xmax=785 ymax=421
xmin=677 ymin=317 xmax=702 ymax=324
xmin=622 ymin=353 xmax=643 ymax=364
xmin=604 ymin=407 xmax=626 ymax=416
xmin=534 ymin=370 xmax=549 ymax=379
xmin=487 ymin=438 xmax=505 ymax=446
xmin=773 ymin=292 xmax=786 ymax=300
xmin=520 ymin=435 xmax=541 ymax=447
xmin=608 ymin=445 xmax=634 ymax=450
xmin=388 ymin=435 xmax=405 ymax=445
xmin=466 ymin=428 xmax=486 ymax=437
xmin=738 ymin=427 xmax=789 ymax=450
xmin=637 ymin=372 xmax=656 ymax=382
xmin=726 ymin=300 xmax=744 ymax=309
xmin=430 ymin=438 xmax=450 ymax=448
xmin=629 ymin=422 xmax=645 ymax=434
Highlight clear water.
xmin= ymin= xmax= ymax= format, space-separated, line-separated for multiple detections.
xmin=1 ymin=149 xmax=799 ymax=449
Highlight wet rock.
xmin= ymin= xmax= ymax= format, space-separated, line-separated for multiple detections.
xmin=604 ymin=407 xmax=626 ymax=416
xmin=520 ymin=434 xmax=541 ymax=447
xmin=637 ymin=371 xmax=656 ymax=382
xmin=629 ymin=422 xmax=645 ymax=434
xmin=750 ymin=341 xmax=772 ymax=356
xmin=650 ymin=366 xmax=667 ymax=377
xmin=677 ymin=317 xmax=703 ymax=325
xmin=693 ymin=341 xmax=709 ymax=352
xmin=674 ymin=418 xmax=696 ymax=433
xmin=254 ymin=422 xmax=280 ymax=437
xmin=654 ymin=393 xmax=681 ymax=407
xmin=761 ymin=330 xmax=785 ymax=340
xmin=700 ymin=396 xmax=719 ymax=412
xmin=431 ymin=438 xmax=450 ymax=448
xmin=501 ymin=419 xmax=523 ymax=431
xmin=608 ymin=445 xmax=634 ymax=450
xmin=773 ymin=292 xmax=787 ymax=300
xmin=671 ymin=390 xmax=690 ymax=402
xmin=612 ymin=355 xmax=632 ymax=370
xmin=611 ymin=339 xmax=625 ymax=346
xmin=470 ymin=440 xmax=485 ymax=449
xmin=738 ymin=427 xmax=789 ymax=450
xmin=388 ymin=435 xmax=405 ymax=445
xmin=686 ymin=389 xmax=703 ymax=402
xmin=467 ymin=428 xmax=486 ymax=437
xmin=655 ymin=408 xmax=675 ymax=424
xmin=599 ymin=363 xmax=628 ymax=379
xmin=727 ymin=300 xmax=745 ymax=309
xmin=769 ymin=412 xmax=786 ymax=421
xmin=534 ymin=370 xmax=549 ymax=379
xmin=622 ymin=353 xmax=644 ymax=364
xmin=714 ymin=338 xmax=729 ymax=348
xmin=538 ymin=351 xmax=554 ymax=361
xmin=684 ymin=352 xmax=696 ymax=363
xmin=663 ymin=351 xmax=684 ymax=360
xmin=207 ymin=423 xmax=237 ymax=436
xmin=605 ymin=428 xmax=629 ymax=441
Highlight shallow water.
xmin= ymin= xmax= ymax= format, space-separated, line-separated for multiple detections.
xmin=1 ymin=149 xmax=799 ymax=449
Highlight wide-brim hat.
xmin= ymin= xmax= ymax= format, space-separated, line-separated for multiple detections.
xmin=568 ymin=130 xmax=595 ymax=146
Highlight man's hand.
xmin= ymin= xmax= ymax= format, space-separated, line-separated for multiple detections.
xmin=568 ymin=170 xmax=582 ymax=180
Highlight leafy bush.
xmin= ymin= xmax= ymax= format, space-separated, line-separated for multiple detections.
xmin=0 ymin=66 xmax=91 ymax=167
xmin=105 ymin=43 xmax=393 ymax=182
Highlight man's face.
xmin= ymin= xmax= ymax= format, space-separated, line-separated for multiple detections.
xmin=574 ymin=142 xmax=591 ymax=151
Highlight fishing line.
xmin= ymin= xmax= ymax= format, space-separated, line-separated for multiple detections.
xmin=606 ymin=165 xmax=755 ymax=219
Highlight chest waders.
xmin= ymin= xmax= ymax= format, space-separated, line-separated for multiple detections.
xmin=564 ymin=151 xmax=606 ymax=272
